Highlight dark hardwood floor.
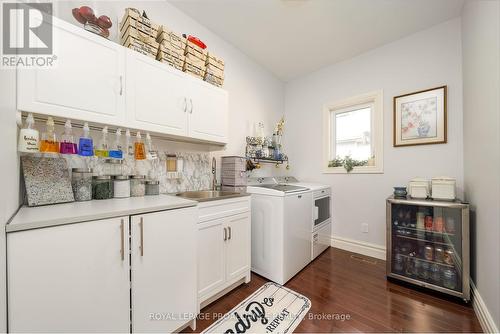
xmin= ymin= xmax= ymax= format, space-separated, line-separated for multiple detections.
xmin=186 ymin=248 xmax=482 ymax=333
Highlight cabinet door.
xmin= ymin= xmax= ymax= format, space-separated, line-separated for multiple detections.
xmin=197 ymin=219 xmax=226 ymax=300
xmin=187 ymin=79 xmax=228 ymax=143
xmin=225 ymin=212 xmax=251 ymax=282
xmin=131 ymin=207 xmax=197 ymax=333
xmin=7 ymin=217 xmax=130 ymax=332
xmin=126 ymin=50 xmax=189 ymax=137
xmin=17 ymin=17 xmax=125 ymax=125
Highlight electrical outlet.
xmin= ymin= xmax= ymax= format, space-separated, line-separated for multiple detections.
xmin=361 ymin=223 xmax=369 ymax=233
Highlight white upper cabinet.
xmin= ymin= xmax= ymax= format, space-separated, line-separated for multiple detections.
xmin=17 ymin=17 xmax=126 ymax=126
xmin=187 ymin=79 xmax=229 ymax=143
xmin=17 ymin=17 xmax=229 ymax=145
xmin=125 ymin=50 xmax=189 ymax=137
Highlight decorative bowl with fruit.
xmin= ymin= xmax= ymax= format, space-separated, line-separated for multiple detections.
xmin=72 ymin=6 xmax=112 ymax=39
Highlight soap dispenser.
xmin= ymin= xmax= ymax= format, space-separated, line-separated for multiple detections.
xmin=94 ymin=126 xmax=109 ymax=158
xmin=60 ymin=120 xmax=78 ymax=154
xmin=125 ymin=129 xmax=134 ymax=160
xmin=134 ymin=131 xmax=146 ymax=160
xmin=40 ymin=116 xmax=59 ymax=153
xmin=109 ymin=128 xmax=123 ymax=159
xmin=18 ymin=113 xmax=39 ymax=153
xmin=145 ymin=133 xmax=158 ymax=160
xmin=78 ymin=122 xmax=94 ymax=157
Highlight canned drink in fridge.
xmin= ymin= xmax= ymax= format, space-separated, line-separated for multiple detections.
xmin=421 ymin=261 xmax=431 ymax=280
xmin=443 ymin=268 xmax=457 ymax=290
xmin=416 ymin=211 xmax=425 ymax=230
xmin=430 ymin=264 xmax=441 ymax=283
xmin=445 ymin=217 xmax=456 ymax=234
xmin=434 ymin=247 xmax=444 ymax=263
xmin=425 ymin=215 xmax=433 ymax=231
xmin=394 ymin=253 xmax=404 ymax=273
xmin=443 ymin=249 xmax=454 ymax=265
xmin=424 ymin=245 xmax=434 ymax=261
xmin=434 ymin=216 xmax=444 ymax=233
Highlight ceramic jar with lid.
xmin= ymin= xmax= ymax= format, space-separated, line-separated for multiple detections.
xmin=113 ymin=175 xmax=130 ymax=198
xmin=71 ymin=168 xmax=93 ymax=201
xmin=131 ymin=175 xmax=146 ymax=197
xmin=92 ymin=175 xmax=113 ymax=200
xmin=145 ymin=180 xmax=160 ymax=196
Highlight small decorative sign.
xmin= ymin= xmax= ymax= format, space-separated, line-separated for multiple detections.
xmin=202 ymin=282 xmax=311 ymax=334
xmin=393 ymin=86 xmax=447 ymax=147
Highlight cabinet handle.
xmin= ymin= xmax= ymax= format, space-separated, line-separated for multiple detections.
xmin=228 ymin=226 xmax=232 ymax=240
xmin=140 ymin=217 xmax=144 ymax=257
xmin=189 ymin=98 xmax=193 ymax=114
xmin=183 ymin=97 xmax=187 ymax=113
xmin=223 ymin=227 xmax=227 ymax=241
xmin=298 ymin=195 xmax=302 ymax=199
xmin=120 ymin=219 xmax=125 ymax=261
xmin=119 ymin=75 xmax=123 ymax=96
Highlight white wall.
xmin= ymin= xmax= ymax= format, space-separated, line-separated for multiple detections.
xmin=54 ymin=0 xmax=286 ymax=178
xmin=0 ymin=57 xmax=20 ymax=334
xmin=284 ymin=19 xmax=464 ymax=251
xmin=462 ymin=0 xmax=500 ymax=329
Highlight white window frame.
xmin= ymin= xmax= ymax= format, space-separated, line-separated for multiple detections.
xmin=323 ymin=90 xmax=384 ymax=174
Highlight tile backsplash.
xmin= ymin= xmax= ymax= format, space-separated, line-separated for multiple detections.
xmin=59 ymin=151 xmax=211 ymax=195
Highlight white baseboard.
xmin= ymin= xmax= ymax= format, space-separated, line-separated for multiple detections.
xmin=471 ymin=281 xmax=499 ymax=333
xmin=331 ymin=236 xmax=386 ymax=260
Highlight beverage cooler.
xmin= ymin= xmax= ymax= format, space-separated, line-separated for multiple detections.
xmin=386 ymin=196 xmax=470 ymax=301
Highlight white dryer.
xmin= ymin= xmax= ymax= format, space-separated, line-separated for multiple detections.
xmin=276 ymin=177 xmax=332 ymax=260
xmin=246 ymin=177 xmax=312 ymax=284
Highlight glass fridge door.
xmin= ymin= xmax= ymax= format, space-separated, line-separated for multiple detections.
xmin=391 ymin=203 xmax=463 ymax=292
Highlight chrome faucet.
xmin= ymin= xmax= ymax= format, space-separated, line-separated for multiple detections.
xmin=212 ymin=157 xmax=217 ymax=191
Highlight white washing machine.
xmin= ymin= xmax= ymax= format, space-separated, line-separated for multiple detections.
xmin=276 ymin=177 xmax=332 ymax=260
xmin=246 ymin=177 xmax=312 ymax=284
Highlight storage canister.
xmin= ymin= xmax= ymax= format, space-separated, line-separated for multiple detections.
xmin=431 ymin=177 xmax=456 ymax=200
xmin=145 ymin=180 xmax=160 ymax=196
xmin=71 ymin=168 xmax=93 ymax=201
xmin=103 ymin=158 xmax=124 ymax=176
xmin=113 ymin=175 xmax=130 ymax=198
xmin=131 ymin=175 xmax=146 ymax=197
xmin=92 ymin=175 xmax=113 ymax=200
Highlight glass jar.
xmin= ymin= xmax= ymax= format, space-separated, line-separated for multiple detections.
xmin=71 ymin=168 xmax=93 ymax=201
xmin=131 ymin=175 xmax=146 ymax=197
xmin=92 ymin=175 xmax=113 ymax=200
xmin=113 ymin=175 xmax=130 ymax=198
xmin=103 ymin=158 xmax=124 ymax=176
xmin=146 ymin=180 xmax=160 ymax=196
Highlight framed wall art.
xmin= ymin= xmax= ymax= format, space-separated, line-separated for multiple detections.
xmin=393 ymin=86 xmax=447 ymax=147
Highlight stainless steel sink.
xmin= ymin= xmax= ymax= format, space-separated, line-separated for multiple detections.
xmin=176 ymin=190 xmax=245 ymax=202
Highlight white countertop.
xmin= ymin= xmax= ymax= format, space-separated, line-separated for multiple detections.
xmin=7 ymin=195 xmax=198 ymax=233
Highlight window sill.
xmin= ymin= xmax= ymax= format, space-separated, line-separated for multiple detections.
xmin=322 ymin=166 xmax=384 ymax=174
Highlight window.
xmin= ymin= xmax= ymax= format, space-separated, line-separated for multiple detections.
xmin=323 ymin=91 xmax=383 ymax=173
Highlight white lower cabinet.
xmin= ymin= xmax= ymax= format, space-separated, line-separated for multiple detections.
xmin=197 ymin=197 xmax=251 ymax=307
xmin=7 ymin=217 xmax=130 ymax=333
xmin=130 ymin=207 xmax=197 ymax=333
xmin=7 ymin=207 xmax=198 ymax=333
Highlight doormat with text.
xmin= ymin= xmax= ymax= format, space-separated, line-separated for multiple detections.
xmin=202 ymin=282 xmax=311 ymax=333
